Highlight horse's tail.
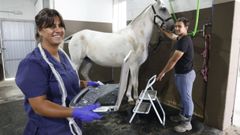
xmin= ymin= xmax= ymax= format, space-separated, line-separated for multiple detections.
xmin=68 ymin=32 xmax=87 ymax=71
xmin=59 ymin=41 xmax=64 ymax=49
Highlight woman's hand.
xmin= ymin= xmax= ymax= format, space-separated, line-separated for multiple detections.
xmin=72 ymin=103 xmax=102 ymax=122
xmin=80 ymin=80 xmax=100 ymax=88
xmin=87 ymin=81 xmax=100 ymax=87
xmin=157 ymin=72 xmax=165 ymax=81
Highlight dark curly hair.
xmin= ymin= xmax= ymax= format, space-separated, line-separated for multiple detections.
xmin=35 ymin=8 xmax=65 ymax=42
xmin=176 ymin=17 xmax=190 ymax=27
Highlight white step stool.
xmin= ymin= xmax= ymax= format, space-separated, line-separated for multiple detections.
xmin=129 ymin=75 xmax=165 ymax=126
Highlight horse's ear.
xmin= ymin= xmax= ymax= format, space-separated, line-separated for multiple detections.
xmin=156 ymin=0 xmax=162 ymax=5
xmin=157 ymin=0 xmax=166 ymax=7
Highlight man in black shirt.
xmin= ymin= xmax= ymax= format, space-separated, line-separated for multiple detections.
xmin=157 ymin=17 xmax=196 ymax=133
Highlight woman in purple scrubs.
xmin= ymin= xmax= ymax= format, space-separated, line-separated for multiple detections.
xmin=16 ymin=8 xmax=101 ymax=135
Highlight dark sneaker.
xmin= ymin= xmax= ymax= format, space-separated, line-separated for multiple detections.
xmin=170 ymin=114 xmax=190 ymax=123
xmin=174 ymin=121 xmax=192 ymax=132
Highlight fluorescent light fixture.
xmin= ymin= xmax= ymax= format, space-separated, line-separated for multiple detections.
xmin=0 ymin=10 xmax=23 ymax=15
xmin=4 ymin=78 xmax=15 ymax=81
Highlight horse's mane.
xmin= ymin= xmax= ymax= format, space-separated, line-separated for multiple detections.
xmin=128 ymin=4 xmax=152 ymax=26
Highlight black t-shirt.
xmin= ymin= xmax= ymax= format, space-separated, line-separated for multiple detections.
xmin=174 ymin=36 xmax=194 ymax=74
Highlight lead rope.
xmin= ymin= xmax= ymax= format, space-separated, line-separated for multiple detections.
xmin=201 ymin=34 xmax=210 ymax=82
xmin=38 ymin=44 xmax=82 ymax=135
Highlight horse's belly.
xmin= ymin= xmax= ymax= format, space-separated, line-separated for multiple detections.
xmin=86 ymin=44 xmax=133 ymax=67
xmin=94 ymin=61 xmax=122 ymax=67
xmin=87 ymin=53 xmax=124 ymax=67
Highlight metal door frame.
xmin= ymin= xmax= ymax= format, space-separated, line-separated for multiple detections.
xmin=0 ymin=19 xmax=5 ymax=80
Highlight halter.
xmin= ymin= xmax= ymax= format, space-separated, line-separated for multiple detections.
xmin=151 ymin=5 xmax=172 ymax=28
xmin=147 ymin=5 xmax=173 ymax=54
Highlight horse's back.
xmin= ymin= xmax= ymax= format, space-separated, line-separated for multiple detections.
xmin=68 ymin=29 xmax=137 ymax=67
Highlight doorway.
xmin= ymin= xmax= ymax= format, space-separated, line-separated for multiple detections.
xmin=233 ymin=52 xmax=240 ymax=127
xmin=0 ymin=20 xmax=36 ymax=79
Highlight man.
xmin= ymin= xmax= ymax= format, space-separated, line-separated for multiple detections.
xmin=157 ymin=17 xmax=196 ymax=133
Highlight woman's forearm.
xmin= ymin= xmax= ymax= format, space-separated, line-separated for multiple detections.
xmin=29 ymin=96 xmax=73 ymax=118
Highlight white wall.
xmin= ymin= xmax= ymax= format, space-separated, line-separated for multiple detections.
xmin=35 ymin=0 xmax=43 ymax=14
xmin=214 ymin=0 xmax=234 ymax=4
xmin=0 ymin=0 xmax=213 ymax=22
xmin=0 ymin=0 xmax=35 ymax=20
xmin=55 ymin=0 xmax=113 ymax=23
xmin=127 ymin=0 xmax=154 ymax=20
xmin=113 ymin=0 xmax=126 ymax=32
xmin=127 ymin=0 xmax=213 ymax=20
xmin=166 ymin=0 xmax=212 ymax=13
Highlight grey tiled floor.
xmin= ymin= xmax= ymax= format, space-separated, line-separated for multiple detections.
xmin=83 ymin=102 xmax=223 ymax=135
xmin=0 ymin=80 xmax=240 ymax=135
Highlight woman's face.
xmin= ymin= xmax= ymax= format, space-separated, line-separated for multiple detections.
xmin=38 ymin=16 xmax=65 ymax=46
xmin=174 ymin=21 xmax=188 ymax=36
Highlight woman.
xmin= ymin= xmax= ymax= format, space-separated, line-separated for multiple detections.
xmin=157 ymin=17 xmax=196 ymax=133
xmin=16 ymin=8 xmax=102 ymax=135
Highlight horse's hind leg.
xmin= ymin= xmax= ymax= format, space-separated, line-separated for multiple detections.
xmin=81 ymin=59 xmax=93 ymax=81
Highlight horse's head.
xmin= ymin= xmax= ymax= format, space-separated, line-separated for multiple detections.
xmin=152 ymin=0 xmax=174 ymax=31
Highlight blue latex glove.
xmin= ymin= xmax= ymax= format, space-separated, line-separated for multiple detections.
xmin=72 ymin=103 xmax=102 ymax=122
xmin=87 ymin=81 xmax=100 ymax=87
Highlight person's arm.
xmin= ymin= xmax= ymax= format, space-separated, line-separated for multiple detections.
xmin=16 ymin=58 xmax=101 ymax=121
xmin=159 ymin=28 xmax=178 ymax=41
xmin=157 ymin=50 xmax=184 ymax=81
xmin=80 ymin=80 xmax=88 ymax=88
xmin=29 ymin=95 xmax=102 ymax=122
xmin=29 ymin=95 xmax=72 ymax=118
xmin=80 ymin=80 xmax=100 ymax=88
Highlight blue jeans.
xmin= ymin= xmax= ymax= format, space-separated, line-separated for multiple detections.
xmin=174 ymin=70 xmax=196 ymax=118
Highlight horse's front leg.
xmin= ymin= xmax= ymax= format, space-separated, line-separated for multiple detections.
xmin=80 ymin=59 xmax=93 ymax=81
xmin=126 ymin=75 xmax=134 ymax=104
xmin=131 ymin=65 xmax=140 ymax=101
xmin=126 ymin=65 xmax=140 ymax=105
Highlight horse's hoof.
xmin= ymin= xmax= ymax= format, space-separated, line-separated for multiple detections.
xmin=128 ymin=100 xmax=135 ymax=105
xmin=135 ymin=99 xmax=140 ymax=105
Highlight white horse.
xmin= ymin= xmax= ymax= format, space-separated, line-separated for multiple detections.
xmin=68 ymin=0 xmax=173 ymax=103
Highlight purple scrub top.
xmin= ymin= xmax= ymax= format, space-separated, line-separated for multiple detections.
xmin=16 ymin=47 xmax=81 ymax=135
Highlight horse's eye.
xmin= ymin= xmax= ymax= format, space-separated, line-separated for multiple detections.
xmin=160 ymin=7 xmax=167 ymax=11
